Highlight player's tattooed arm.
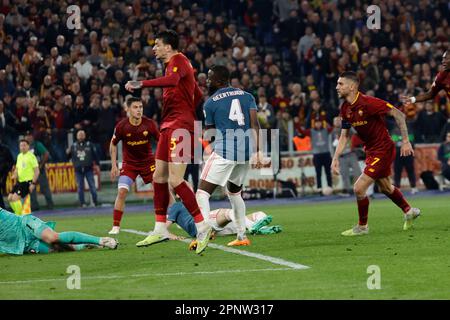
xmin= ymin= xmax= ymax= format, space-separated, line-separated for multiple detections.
xmin=388 ymin=107 xmax=414 ymax=157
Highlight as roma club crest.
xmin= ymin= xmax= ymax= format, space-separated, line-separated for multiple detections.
xmin=143 ymin=130 xmax=148 ymax=137
xmin=358 ymin=109 xmax=363 ymax=117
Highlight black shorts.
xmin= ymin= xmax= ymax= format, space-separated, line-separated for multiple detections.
xmin=11 ymin=181 xmax=32 ymax=198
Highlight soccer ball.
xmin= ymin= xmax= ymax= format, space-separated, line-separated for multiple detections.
xmin=322 ymin=186 xmax=333 ymax=196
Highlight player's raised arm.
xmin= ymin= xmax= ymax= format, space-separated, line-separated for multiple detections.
xmin=387 ymin=106 xmax=414 ymax=157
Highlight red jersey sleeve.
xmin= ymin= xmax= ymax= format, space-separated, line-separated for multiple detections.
xmin=193 ymin=82 xmax=203 ymax=108
xmin=111 ymin=122 xmax=122 ymax=145
xmin=339 ymin=104 xmax=351 ymax=129
xmin=430 ymin=72 xmax=446 ymax=97
xmin=364 ymin=96 xmax=394 ymax=116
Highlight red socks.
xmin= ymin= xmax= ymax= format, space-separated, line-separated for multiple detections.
xmin=174 ymin=181 xmax=203 ymax=223
xmin=113 ymin=209 xmax=123 ymax=226
xmin=357 ymin=197 xmax=369 ymax=226
xmin=386 ymin=187 xmax=411 ymax=213
xmin=153 ymin=182 xmax=170 ymax=223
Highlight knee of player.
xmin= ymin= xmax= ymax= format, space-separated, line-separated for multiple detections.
xmin=168 ymin=176 xmax=183 ymax=188
xmin=117 ymin=188 xmax=128 ymax=199
xmin=353 ymin=184 xmax=366 ymax=197
xmin=380 ymin=185 xmax=394 ymax=195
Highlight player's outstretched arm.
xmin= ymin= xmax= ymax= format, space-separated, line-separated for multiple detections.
xmin=331 ymin=128 xmax=349 ymax=175
xmin=125 ymin=73 xmax=182 ymax=92
xmin=388 ymin=107 xmax=414 ymax=157
xmin=400 ymin=90 xmax=435 ymax=105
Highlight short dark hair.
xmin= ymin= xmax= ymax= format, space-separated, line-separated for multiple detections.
xmin=157 ymin=30 xmax=179 ymax=50
xmin=339 ymin=71 xmax=359 ymax=84
xmin=19 ymin=139 xmax=29 ymax=145
xmin=126 ymin=97 xmax=142 ymax=108
xmin=210 ymin=65 xmax=230 ymax=84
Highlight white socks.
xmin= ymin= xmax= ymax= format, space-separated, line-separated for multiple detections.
xmin=196 ymin=189 xmax=211 ymax=221
xmin=153 ymin=221 xmax=168 ymax=236
xmin=227 ymin=190 xmax=246 ymax=239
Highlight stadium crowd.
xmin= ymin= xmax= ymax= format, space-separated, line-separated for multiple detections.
xmin=0 ymin=0 xmax=449 ymax=161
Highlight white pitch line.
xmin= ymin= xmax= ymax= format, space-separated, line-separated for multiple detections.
xmin=122 ymin=228 xmax=310 ymax=270
xmin=0 ymin=268 xmax=294 ymax=285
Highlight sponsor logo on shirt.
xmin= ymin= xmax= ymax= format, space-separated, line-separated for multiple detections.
xmin=127 ymin=140 xmax=149 ymax=146
xmin=352 ymin=120 xmax=368 ymax=127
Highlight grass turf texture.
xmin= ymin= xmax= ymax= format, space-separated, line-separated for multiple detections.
xmin=0 ymin=195 xmax=449 ymax=299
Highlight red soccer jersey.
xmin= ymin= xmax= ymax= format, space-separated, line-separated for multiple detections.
xmin=111 ymin=116 xmax=159 ymax=168
xmin=340 ymin=92 xmax=395 ymax=155
xmin=142 ymin=53 xmax=202 ymax=132
xmin=431 ymin=70 xmax=450 ymax=100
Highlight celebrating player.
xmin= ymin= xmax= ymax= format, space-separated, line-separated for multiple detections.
xmin=401 ymin=50 xmax=450 ymax=105
xmin=124 ymin=30 xmax=211 ymax=253
xmin=109 ymin=97 xmax=159 ymax=235
xmin=0 ymin=207 xmax=118 ymax=255
xmin=195 ymin=65 xmax=263 ymax=247
xmin=332 ymin=71 xmax=421 ymax=236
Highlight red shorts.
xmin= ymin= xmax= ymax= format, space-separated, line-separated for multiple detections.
xmin=363 ymin=145 xmax=396 ymax=180
xmin=155 ymin=128 xmax=194 ymax=163
xmin=120 ymin=162 xmax=155 ymax=184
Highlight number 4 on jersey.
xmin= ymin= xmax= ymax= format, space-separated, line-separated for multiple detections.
xmin=229 ymin=99 xmax=245 ymax=126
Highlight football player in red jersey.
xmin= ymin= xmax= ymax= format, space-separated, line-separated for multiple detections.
xmin=109 ymin=97 xmax=159 ymax=235
xmin=401 ymin=50 xmax=450 ymax=104
xmin=332 ymin=71 xmax=421 ymax=236
xmin=125 ymin=30 xmax=212 ymax=253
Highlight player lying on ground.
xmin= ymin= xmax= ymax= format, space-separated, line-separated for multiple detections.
xmin=109 ymin=97 xmax=159 ymax=235
xmin=125 ymin=30 xmax=212 ymax=254
xmin=401 ymin=50 xmax=449 ymax=105
xmin=332 ymin=71 xmax=420 ymax=236
xmin=165 ymin=202 xmax=282 ymax=249
xmin=0 ymin=208 xmax=118 ymax=255
xmin=195 ymin=65 xmax=264 ymax=247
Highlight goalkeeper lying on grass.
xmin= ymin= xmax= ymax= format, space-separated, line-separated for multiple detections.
xmin=165 ymin=202 xmax=282 ymax=250
xmin=0 ymin=208 xmax=118 ymax=255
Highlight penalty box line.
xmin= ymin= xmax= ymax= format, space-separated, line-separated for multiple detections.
xmin=123 ymin=229 xmax=310 ymax=270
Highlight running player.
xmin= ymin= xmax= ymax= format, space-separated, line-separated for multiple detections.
xmin=195 ymin=65 xmax=263 ymax=247
xmin=401 ymin=50 xmax=450 ymax=105
xmin=109 ymin=97 xmax=159 ymax=234
xmin=332 ymin=71 xmax=421 ymax=235
xmin=0 ymin=207 xmax=117 ymax=255
xmin=125 ymin=30 xmax=211 ymax=253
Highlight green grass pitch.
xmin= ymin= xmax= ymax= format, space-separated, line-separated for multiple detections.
xmin=1 ymin=195 xmax=449 ymax=299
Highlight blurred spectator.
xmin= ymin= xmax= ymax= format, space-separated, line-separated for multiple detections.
xmin=299 ymin=121 xmax=333 ymax=192
xmin=416 ymin=101 xmax=447 ymax=143
xmin=67 ymin=129 xmax=99 ymax=207
xmin=25 ymin=132 xmax=54 ymax=211
xmin=438 ymin=131 xmax=450 ymax=182
xmin=0 ymin=138 xmax=14 ymax=209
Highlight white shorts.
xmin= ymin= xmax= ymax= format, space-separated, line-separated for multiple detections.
xmin=200 ymin=152 xmax=250 ymax=187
